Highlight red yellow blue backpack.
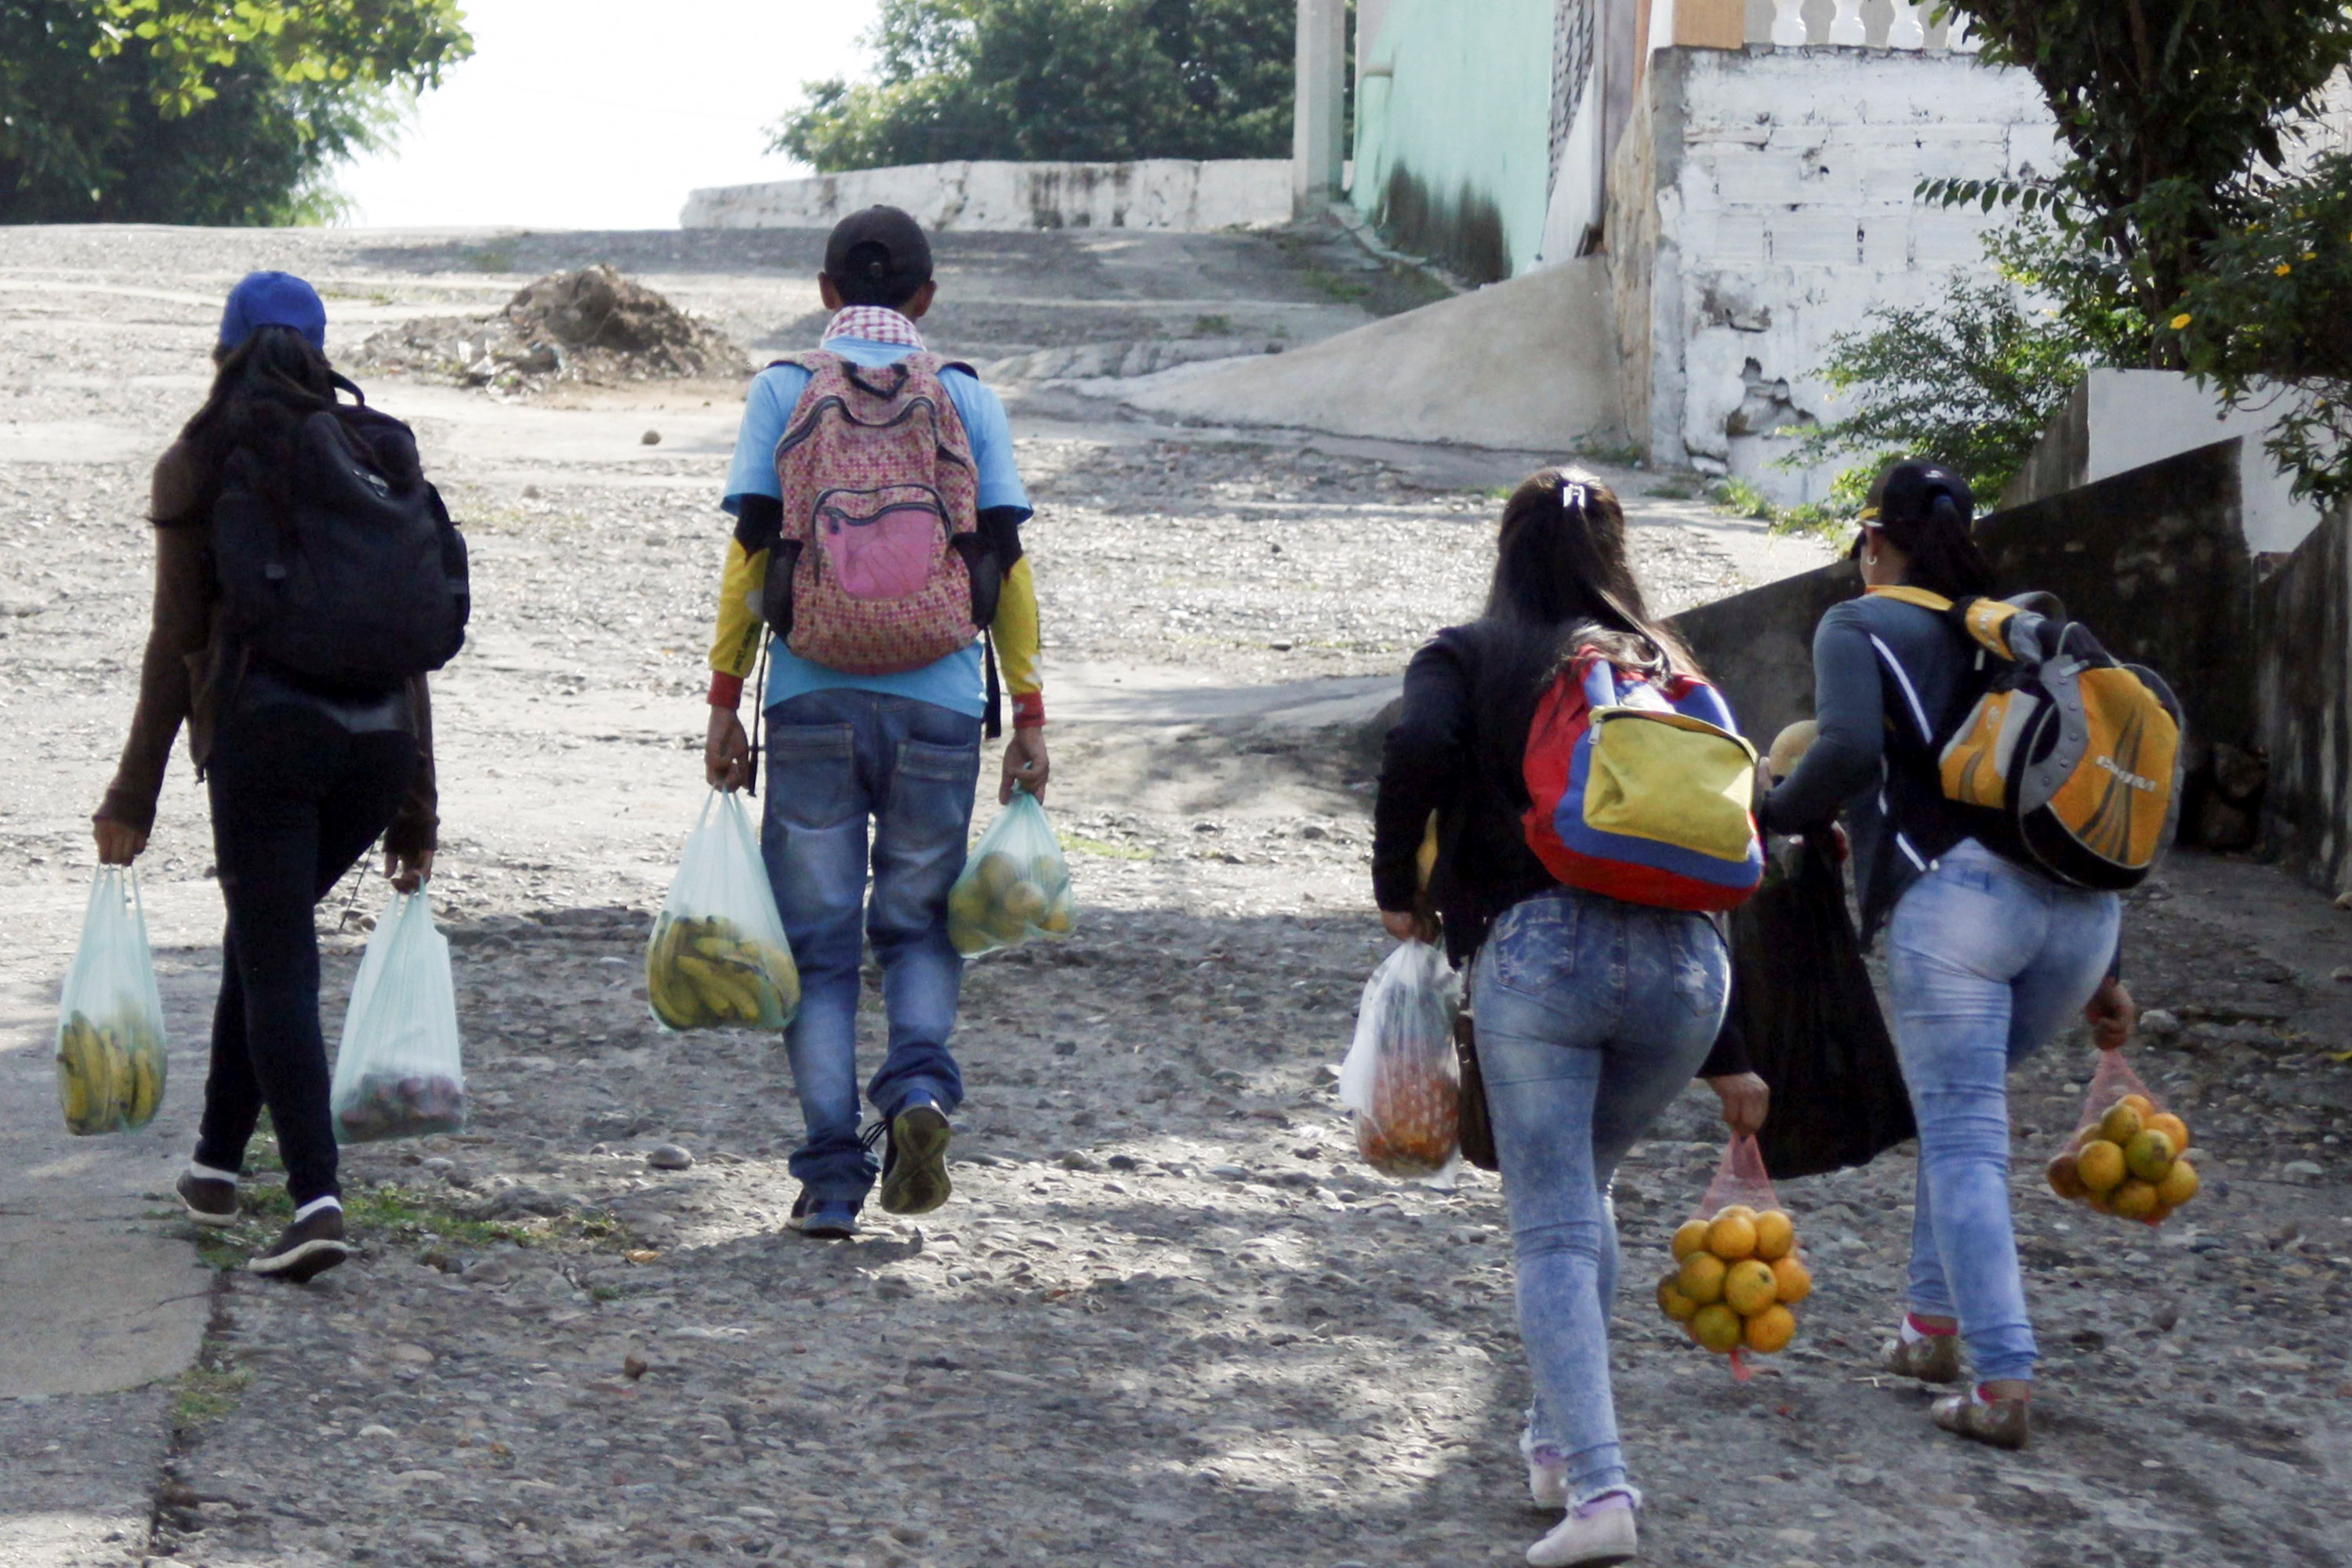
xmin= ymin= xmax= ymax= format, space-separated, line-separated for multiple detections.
xmin=1871 ymin=586 xmax=2183 ymax=891
xmin=1521 ymin=649 xmax=1765 ymax=912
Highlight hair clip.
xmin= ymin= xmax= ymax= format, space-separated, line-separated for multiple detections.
xmin=1563 ymin=482 xmax=1589 ymax=512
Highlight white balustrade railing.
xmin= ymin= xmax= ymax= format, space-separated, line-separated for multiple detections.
xmin=1650 ymin=0 xmax=1987 ymax=51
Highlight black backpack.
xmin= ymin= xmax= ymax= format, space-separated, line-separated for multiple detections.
xmin=211 ymin=401 xmax=469 ymax=688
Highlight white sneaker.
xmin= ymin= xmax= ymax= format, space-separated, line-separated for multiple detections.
xmin=1526 ymin=1488 xmax=1639 ymax=1567
xmin=1519 ymin=1428 xmax=1569 ymax=1508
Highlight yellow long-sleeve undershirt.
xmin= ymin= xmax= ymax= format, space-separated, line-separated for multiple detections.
xmin=705 ymin=542 xmax=1044 ymax=725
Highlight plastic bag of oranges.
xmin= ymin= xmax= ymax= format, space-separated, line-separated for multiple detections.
xmin=2045 ymin=1047 xmax=2200 ymax=1225
xmin=1655 ymin=1134 xmax=1812 ymax=1380
xmin=1338 ymin=939 xmax=1461 ymax=1182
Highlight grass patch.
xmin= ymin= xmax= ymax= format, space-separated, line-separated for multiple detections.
xmin=1301 ymin=267 xmax=1373 ymax=304
xmin=1708 ymin=478 xmax=1854 ymax=539
xmin=1060 ymin=834 xmax=1155 ymax=862
xmin=1645 ymin=478 xmax=1700 ymax=500
xmin=465 ymin=245 xmax=516 ymax=274
xmin=344 ymin=1183 xmax=535 ymax=1251
xmin=1573 ymin=438 xmax=1648 ymax=468
xmin=172 ymin=1363 xmax=249 ymax=1431
xmin=1189 ymin=313 xmax=1235 ymax=337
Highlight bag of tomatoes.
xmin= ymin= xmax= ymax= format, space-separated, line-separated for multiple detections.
xmin=1654 ymin=1135 xmax=1813 ymax=1381
xmin=2044 ymin=1047 xmax=2201 ymax=1225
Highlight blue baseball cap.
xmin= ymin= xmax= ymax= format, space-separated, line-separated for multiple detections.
xmin=220 ymin=270 xmax=327 ymax=354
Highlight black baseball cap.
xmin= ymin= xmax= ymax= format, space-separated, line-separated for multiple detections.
xmin=823 ymin=205 xmax=933 ymax=297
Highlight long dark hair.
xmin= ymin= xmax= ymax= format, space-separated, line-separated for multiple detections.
xmin=1864 ymin=459 xmax=1994 ymax=598
xmin=168 ymin=326 xmax=407 ymax=520
xmin=1485 ymin=467 xmax=1698 ymax=678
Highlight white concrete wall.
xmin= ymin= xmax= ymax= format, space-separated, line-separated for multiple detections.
xmin=2011 ymin=369 xmax=2328 ymax=556
xmin=1624 ymin=47 xmax=2056 ymax=501
xmin=682 ymin=159 xmax=1292 ymax=233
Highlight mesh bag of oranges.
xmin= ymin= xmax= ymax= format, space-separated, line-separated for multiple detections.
xmin=1656 ymin=1134 xmax=1812 ymax=1380
xmin=2045 ymin=1047 xmax=2200 ymax=1224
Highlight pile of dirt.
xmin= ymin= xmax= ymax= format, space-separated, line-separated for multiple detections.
xmin=350 ymin=265 xmax=744 ymax=394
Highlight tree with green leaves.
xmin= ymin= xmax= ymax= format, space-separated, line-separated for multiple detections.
xmin=773 ymin=0 xmax=1294 ymax=171
xmin=0 ymin=0 xmax=470 ymax=226
xmin=1924 ymin=0 xmax=2352 ymax=369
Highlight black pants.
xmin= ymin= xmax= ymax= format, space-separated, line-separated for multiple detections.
xmin=195 ymin=705 xmax=419 ymax=1205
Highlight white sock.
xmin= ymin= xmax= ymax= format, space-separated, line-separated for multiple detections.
xmin=187 ymin=1162 xmax=239 ymax=1185
xmin=293 ymin=1196 xmax=343 ymax=1222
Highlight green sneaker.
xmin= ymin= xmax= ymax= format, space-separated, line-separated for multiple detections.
xmin=877 ymin=1102 xmax=952 ymax=1216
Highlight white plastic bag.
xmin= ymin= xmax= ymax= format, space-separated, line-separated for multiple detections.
xmin=55 ymin=866 xmax=168 ymax=1136
xmin=646 ymin=789 xmax=800 ymax=1031
xmin=330 ymin=890 xmax=465 ymax=1143
xmin=947 ymin=786 xmax=1074 ymax=957
xmin=1338 ymin=938 xmax=1462 ymax=1181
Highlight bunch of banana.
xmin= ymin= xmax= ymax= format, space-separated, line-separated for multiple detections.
xmin=646 ymin=916 xmax=800 ymax=1032
xmin=56 ymin=1011 xmax=164 ymax=1135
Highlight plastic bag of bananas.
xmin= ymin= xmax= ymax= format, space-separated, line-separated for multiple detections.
xmin=330 ymin=888 xmax=466 ymax=1144
xmin=54 ymin=866 xmax=168 ymax=1136
xmin=646 ymin=789 xmax=800 ymax=1032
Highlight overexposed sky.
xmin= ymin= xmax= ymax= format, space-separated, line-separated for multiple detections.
xmin=336 ymin=0 xmax=883 ymax=230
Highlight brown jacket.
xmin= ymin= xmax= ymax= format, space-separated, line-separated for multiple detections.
xmin=95 ymin=440 xmax=439 ymax=857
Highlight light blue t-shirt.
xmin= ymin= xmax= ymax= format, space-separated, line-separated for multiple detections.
xmin=723 ymin=338 xmax=1031 ymax=717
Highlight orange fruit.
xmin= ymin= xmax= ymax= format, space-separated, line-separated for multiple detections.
xmin=1769 ymin=1255 xmax=1813 ymax=1305
xmin=1723 ymin=1258 xmax=1778 ymax=1316
xmin=2046 ymin=1152 xmax=2089 ymax=1200
xmin=1690 ymin=1303 xmax=1743 ymax=1354
xmin=2119 ymin=1093 xmax=2155 ymax=1117
xmin=2111 ymin=1178 xmax=2160 ymax=1220
xmin=2085 ymin=1189 xmax=2118 ymax=1216
xmin=1657 ymin=1274 xmax=1697 ymax=1323
xmin=2071 ymin=1124 xmax=2100 ymax=1152
xmin=1706 ymin=1212 xmax=1760 ymax=1261
xmin=1679 ymin=1251 xmax=1728 ymax=1306
xmin=1753 ymin=1210 xmax=1796 ymax=1261
xmin=2076 ymin=1139 xmax=2127 ymax=1194
xmin=1671 ymin=1218 xmax=1711 ymax=1261
xmin=2125 ymin=1128 xmax=2176 ymax=1183
xmin=1743 ymin=1304 xmax=1797 ymax=1354
xmin=2099 ymin=1101 xmax=2145 ymax=1147
xmin=2145 ymin=1112 xmax=2190 ymax=1151
xmin=2155 ymin=1154 xmax=2199 ymax=1207
xmin=1715 ymin=1204 xmax=1758 ymax=1223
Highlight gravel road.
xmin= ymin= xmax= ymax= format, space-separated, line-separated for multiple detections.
xmin=0 ymin=224 xmax=2344 ymax=1568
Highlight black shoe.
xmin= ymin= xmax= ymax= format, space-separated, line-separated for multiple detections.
xmin=787 ymin=1187 xmax=861 ymax=1240
xmin=249 ymin=1204 xmax=350 ymax=1282
xmin=176 ymin=1170 xmax=239 ymax=1228
xmin=877 ymin=1102 xmax=952 ymax=1216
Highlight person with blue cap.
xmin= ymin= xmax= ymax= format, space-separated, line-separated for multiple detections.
xmin=92 ymin=270 xmax=466 ymax=1283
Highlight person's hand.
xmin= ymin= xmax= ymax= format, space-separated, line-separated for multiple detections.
xmin=706 ymin=706 xmax=750 ymax=792
xmin=2084 ymin=978 xmax=2136 ymax=1051
xmin=387 ymin=848 xmax=434 ymax=894
xmin=1708 ymin=1072 xmax=1770 ymax=1137
xmin=93 ymin=818 xmax=146 ymax=866
xmin=1000 ymin=726 xmax=1050 ymax=804
xmin=1381 ymin=908 xmax=1439 ymax=944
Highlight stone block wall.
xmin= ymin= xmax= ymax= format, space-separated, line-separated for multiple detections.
xmin=1612 ymin=46 xmax=2056 ymax=501
xmin=2256 ymin=505 xmax=2352 ymax=894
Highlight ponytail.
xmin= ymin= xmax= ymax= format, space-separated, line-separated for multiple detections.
xmin=1867 ymin=459 xmax=1994 ymax=600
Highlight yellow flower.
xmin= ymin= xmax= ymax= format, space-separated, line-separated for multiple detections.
xmin=2275 ymin=263 xmax=2294 ymax=276
xmin=2302 ymin=250 xmax=2318 ymax=261
xmin=2169 ymin=313 xmax=2193 ymax=329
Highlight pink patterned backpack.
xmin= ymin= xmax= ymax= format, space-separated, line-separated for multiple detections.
xmin=760 ymin=351 xmax=998 ymax=674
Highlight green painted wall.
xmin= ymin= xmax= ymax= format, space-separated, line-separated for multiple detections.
xmin=1350 ymin=0 xmax=1557 ymax=281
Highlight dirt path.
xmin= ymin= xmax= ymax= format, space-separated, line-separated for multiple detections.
xmin=0 ymin=224 xmax=2345 ymax=1568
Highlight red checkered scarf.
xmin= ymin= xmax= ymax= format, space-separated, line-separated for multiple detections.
xmin=820 ymin=307 xmax=927 ymax=350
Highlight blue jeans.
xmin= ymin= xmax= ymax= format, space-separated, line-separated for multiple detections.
xmin=1886 ymin=839 xmax=2120 ymax=1384
xmin=762 ymin=689 xmax=982 ymax=1203
xmin=1472 ymin=889 xmax=1730 ymax=1505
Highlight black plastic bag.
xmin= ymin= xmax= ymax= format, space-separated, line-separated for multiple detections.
xmin=1728 ymin=833 xmax=1914 ymax=1179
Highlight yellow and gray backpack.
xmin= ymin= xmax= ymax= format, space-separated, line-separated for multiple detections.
xmin=1876 ymin=586 xmax=2183 ymax=890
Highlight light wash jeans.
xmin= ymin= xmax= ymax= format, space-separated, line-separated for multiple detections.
xmin=1885 ymin=838 xmax=2121 ymax=1384
xmin=1472 ymin=888 xmax=1730 ymax=1505
xmin=761 ymin=689 xmax=982 ymax=1203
